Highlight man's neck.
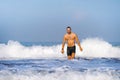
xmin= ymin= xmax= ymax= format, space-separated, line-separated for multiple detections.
xmin=67 ymin=32 xmax=72 ymax=35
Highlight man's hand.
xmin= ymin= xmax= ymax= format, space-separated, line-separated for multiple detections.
xmin=80 ymin=47 xmax=83 ymax=52
xmin=61 ymin=49 xmax=64 ymax=54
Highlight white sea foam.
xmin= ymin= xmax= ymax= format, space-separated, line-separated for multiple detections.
xmin=0 ymin=38 xmax=120 ymax=59
xmin=78 ymin=38 xmax=120 ymax=58
xmin=0 ymin=70 xmax=119 ymax=80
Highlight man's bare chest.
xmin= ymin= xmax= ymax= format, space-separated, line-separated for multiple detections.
xmin=66 ymin=35 xmax=75 ymax=40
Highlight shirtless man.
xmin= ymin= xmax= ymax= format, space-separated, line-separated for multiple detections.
xmin=61 ymin=26 xmax=83 ymax=60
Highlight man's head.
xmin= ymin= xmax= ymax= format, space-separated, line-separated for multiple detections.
xmin=66 ymin=26 xmax=72 ymax=34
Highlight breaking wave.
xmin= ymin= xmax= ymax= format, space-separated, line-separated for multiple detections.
xmin=0 ymin=38 xmax=120 ymax=59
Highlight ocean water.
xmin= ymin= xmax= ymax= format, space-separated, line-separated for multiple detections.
xmin=0 ymin=38 xmax=120 ymax=80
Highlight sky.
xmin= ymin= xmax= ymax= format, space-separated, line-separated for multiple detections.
xmin=0 ymin=0 xmax=120 ymax=42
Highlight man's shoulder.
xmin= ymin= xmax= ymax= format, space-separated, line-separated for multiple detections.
xmin=64 ymin=33 xmax=68 ymax=37
xmin=72 ymin=32 xmax=77 ymax=36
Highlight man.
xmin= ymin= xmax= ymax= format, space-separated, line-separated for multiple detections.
xmin=61 ymin=26 xmax=83 ymax=60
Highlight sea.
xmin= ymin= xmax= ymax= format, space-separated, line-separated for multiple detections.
xmin=0 ymin=38 xmax=120 ymax=80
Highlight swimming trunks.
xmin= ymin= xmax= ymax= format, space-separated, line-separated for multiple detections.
xmin=67 ymin=46 xmax=76 ymax=56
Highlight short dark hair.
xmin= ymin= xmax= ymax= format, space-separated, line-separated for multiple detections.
xmin=66 ymin=26 xmax=71 ymax=30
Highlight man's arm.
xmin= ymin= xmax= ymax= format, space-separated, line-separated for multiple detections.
xmin=61 ymin=35 xmax=66 ymax=54
xmin=75 ymin=34 xmax=83 ymax=51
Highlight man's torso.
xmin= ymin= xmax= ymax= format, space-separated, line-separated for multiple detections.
xmin=64 ymin=32 xmax=76 ymax=47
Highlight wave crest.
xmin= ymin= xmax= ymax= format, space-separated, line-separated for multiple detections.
xmin=0 ymin=38 xmax=120 ymax=59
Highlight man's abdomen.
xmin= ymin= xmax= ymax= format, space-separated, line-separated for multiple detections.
xmin=67 ymin=40 xmax=75 ymax=47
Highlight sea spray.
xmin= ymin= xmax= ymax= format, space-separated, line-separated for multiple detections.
xmin=0 ymin=38 xmax=120 ymax=59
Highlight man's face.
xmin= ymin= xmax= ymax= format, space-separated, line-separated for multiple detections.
xmin=66 ymin=28 xmax=71 ymax=34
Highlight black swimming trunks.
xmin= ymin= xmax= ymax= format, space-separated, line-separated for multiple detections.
xmin=67 ymin=46 xmax=76 ymax=56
